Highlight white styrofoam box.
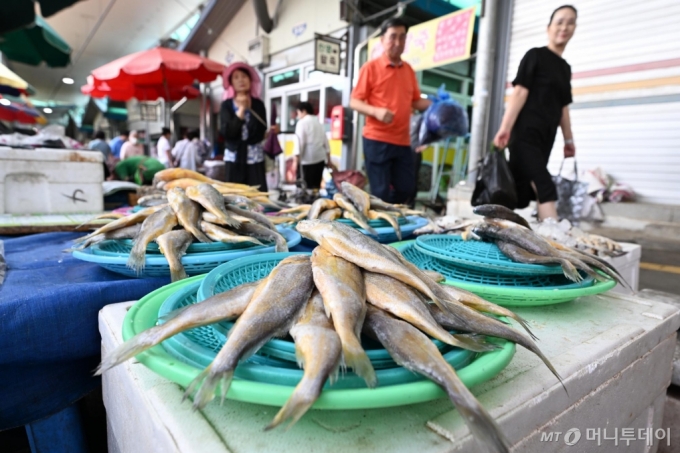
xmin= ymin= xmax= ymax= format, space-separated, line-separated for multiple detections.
xmin=603 ymin=242 xmax=641 ymax=294
xmin=0 ymin=147 xmax=104 ymax=214
xmin=100 ymin=290 xmax=680 ymax=453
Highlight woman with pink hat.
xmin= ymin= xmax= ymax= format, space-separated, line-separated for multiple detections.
xmin=220 ymin=62 xmax=269 ymax=190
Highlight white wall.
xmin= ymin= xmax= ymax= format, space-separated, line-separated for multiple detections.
xmin=507 ymin=0 xmax=680 ymax=205
xmin=208 ymin=0 xmax=348 ymax=67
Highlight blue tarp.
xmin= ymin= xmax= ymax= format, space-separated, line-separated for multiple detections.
xmin=0 ymin=232 xmax=314 ymax=430
xmin=0 ymin=233 xmax=168 ymax=429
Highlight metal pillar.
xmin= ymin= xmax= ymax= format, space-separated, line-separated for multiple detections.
xmin=487 ymin=0 xmax=515 ymax=145
xmin=466 ymin=0 xmax=500 ymax=185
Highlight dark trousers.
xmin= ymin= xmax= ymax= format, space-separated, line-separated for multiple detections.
xmin=363 ymin=137 xmax=415 ymax=204
xmin=300 ymin=160 xmax=325 ymax=189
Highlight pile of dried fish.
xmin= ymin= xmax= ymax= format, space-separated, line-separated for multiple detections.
xmin=72 ymin=183 xmax=289 ymax=281
xmin=98 ymin=220 xmax=565 ymax=452
xmin=132 ymin=168 xmax=290 ymax=211
xmin=469 ymin=205 xmax=630 ymax=289
xmin=532 ymin=218 xmax=624 ymax=257
xmin=272 ymin=182 xmax=426 ymax=241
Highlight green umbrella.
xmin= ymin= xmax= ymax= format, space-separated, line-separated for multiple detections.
xmin=0 ymin=0 xmax=83 ymax=34
xmin=0 ymin=15 xmax=71 ymax=67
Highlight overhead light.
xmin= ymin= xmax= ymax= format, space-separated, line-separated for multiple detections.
xmin=43 ymin=107 xmax=53 ymax=114
xmin=62 ymin=77 xmax=74 ymax=85
xmin=0 ymin=99 xmax=10 ymax=106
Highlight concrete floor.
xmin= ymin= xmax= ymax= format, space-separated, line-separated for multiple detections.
xmin=639 ymin=249 xmax=680 ymax=296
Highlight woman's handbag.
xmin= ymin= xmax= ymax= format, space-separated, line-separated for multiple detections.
xmin=553 ymin=158 xmax=589 ymax=224
xmin=471 ymin=147 xmax=517 ymax=209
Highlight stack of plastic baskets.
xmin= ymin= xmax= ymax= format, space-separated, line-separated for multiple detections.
xmin=392 ymin=235 xmax=616 ymax=307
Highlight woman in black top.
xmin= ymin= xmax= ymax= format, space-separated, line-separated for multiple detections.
xmin=493 ymin=5 xmax=577 ymax=220
xmin=221 ymin=62 xmax=269 ymax=190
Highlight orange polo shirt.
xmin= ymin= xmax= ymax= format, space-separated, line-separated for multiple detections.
xmin=352 ymin=54 xmax=421 ymax=146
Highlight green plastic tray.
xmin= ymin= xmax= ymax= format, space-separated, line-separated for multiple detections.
xmin=393 ymin=241 xmax=617 ymax=307
xmin=123 ymin=281 xmax=516 ymax=409
xmin=156 ymin=279 xmax=476 ymax=388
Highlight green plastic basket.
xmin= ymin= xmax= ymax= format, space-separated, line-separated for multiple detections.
xmin=394 ymin=241 xmax=617 ymax=307
xmin=123 ymin=279 xmax=515 ymax=409
xmin=156 ymin=279 xmax=476 ymax=388
xmin=416 ymin=234 xmax=563 ymax=275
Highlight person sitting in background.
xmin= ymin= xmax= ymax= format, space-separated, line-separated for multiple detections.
xmin=110 ymin=155 xmax=165 ymax=185
xmin=109 ymin=130 xmax=128 ymax=160
xmin=174 ymin=129 xmax=202 ymax=171
xmin=156 ymin=127 xmax=173 ymax=168
xmin=88 ymin=130 xmax=113 ymax=178
xmin=119 ymin=130 xmax=145 ymax=160
xmin=294 ymin=101 xmax=329 ymax=190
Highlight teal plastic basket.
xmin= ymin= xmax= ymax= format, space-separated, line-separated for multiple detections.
xmin=399 ymin=242 xmax=593 ymax=289
xmin=157 ymin=275 xmax=475 ymax=389
xmin=415 ymin=234 xmax=563 ymax=275
xmin=394 ymin=241 xmax=616 ymax=306
xmin=115 ymin=237 xmax=270 ymax=254
xmin=72 ymin=228 xmax=301 ymax=279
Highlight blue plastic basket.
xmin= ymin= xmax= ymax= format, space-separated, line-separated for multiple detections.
xmin=157 ymin=272 xmax=475 ymax=389
xmin=398 ymin=241 xmax=593 ymax=289
xmin=300 ymin=216 xmax=429 ymax=247
xmin=415 ymin=234 xmax=563 ymax=275
xmin=72 ymin=228 xmax=301 ymax=278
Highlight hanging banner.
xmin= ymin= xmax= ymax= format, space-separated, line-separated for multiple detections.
xmin=367 ymin=6 xmax=476 ymax=71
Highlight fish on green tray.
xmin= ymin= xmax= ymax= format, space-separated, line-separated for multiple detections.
xmin=266 ymin=290 xmax=342 ymax=430
xmin=184 ymin=255 xmax=314 ymax=409
xmin=95 ymin=281 xmax=259 ymax=375
xmin=363 ymin=306 xmax=511 ymax=453
xmin=312 ymin=247 xmax=376 ymax=387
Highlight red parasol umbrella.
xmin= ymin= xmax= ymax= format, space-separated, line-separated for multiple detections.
xmin=0 ymin=95 xmax=45 ymax=124
xmin=81 ymin=77 xmax=200 ymax=102
xmin=90 ymin=47 xmax=225 ymax=90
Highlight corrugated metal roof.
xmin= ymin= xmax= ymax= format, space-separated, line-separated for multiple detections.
xmin=179 ymin=0 xmax=247 ymax=54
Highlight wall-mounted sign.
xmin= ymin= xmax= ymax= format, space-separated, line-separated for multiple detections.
xmin=292 ymin=23 xmax=307 ymax=37
xmin=314 ymin=37 xmax=341 ymax=75
xmin=367 ymin=6 xmax=476 ymax=71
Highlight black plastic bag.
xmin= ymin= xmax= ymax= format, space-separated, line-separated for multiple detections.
xmin=471 ymin=148 xmax=517 ymax=209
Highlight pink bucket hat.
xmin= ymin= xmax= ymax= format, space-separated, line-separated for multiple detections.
xmin=222 ymin=62 xmax=262 ymax=100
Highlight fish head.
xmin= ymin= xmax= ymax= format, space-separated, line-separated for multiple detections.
xmin=166 ymin=187 xmax=186 ymax=204
xmin=295 ymin=219 xmax=326 ymax=239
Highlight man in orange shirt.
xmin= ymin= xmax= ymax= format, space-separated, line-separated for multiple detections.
xmin=350 ymin=18 xmax=431 ymax=203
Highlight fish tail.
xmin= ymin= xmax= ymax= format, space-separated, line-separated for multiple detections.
xmin=523 ymin=341 xmax=567 ymax=394
xmin=512 ymin=315 xmax=539 ymax=341
xmin=126 ymin=242 xmax=147 ymax=274
xmin=275 ymin=238 xmax=288 ymax=252
xmin=219 ymin=212 xmax=241 ymax=228
xmin=342 ymin=338 xmax=377 ymax=388
xmin=443 ymin=370 xmax=511 ymax=453
xmin=192 ymin=228 xmax=212 ymax=243
xmin=185 ymin=368 xmax=234 ymax=410
xmin=169 ymin=263 xmax=188 ymax=283
xmin=265 ymin=378 xmax=318 ymax=431
xmin=95 ymin=327 xmax=164 ymax=375
xmin=450 ymin=334 xmax=501 ymax=352
xmin=559 ymin=259 xmax=581 ymax=282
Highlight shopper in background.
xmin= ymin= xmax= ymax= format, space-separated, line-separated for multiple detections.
xmin=350 ymin=17 xmax=431 ymax=204
xmin=110 ymin=155 xmax=165 ymax=185
xmin=174 ymin=129 xmax=202 ymax=171
xmin=157 ymin=127 xmax=173 ymax=168
xmin=88 ymin=130 xmax=113 ymax=178
xmin=220 ymin=62 xmax=269 ymax=191
xmin=493 ymin=5 xmax=577 ymax=220
xmin=119 ymin=130 xmax=145 ymax=160
xmin=109 ymin=130 xmax=128 ymax=160
xmin=294 ymin=101 xmax=329 ymax=190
